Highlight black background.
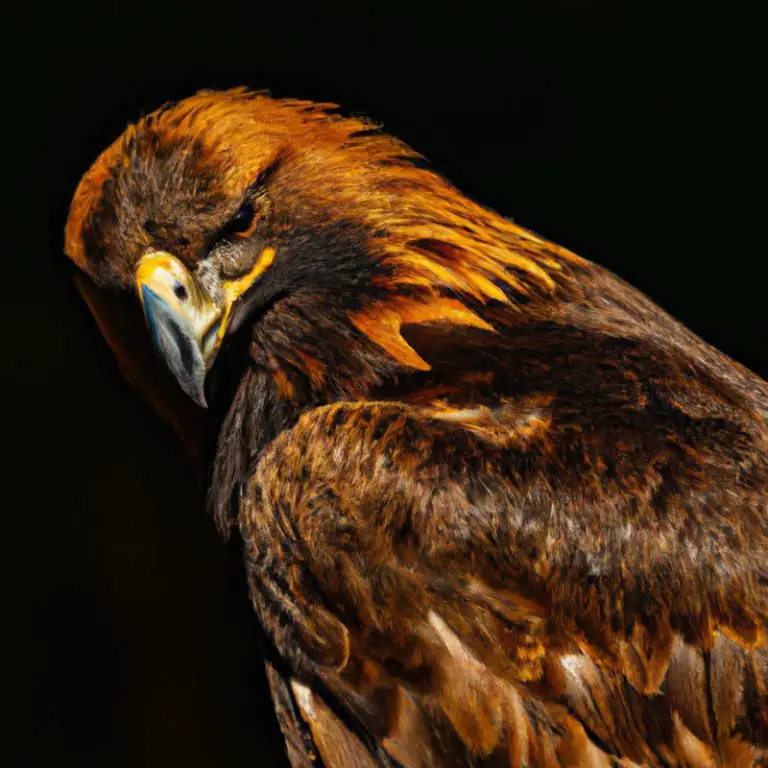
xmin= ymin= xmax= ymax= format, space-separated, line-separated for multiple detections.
xmin=2 ymin=2 xmax=763 ymax=766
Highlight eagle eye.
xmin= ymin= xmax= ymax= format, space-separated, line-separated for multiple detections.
xmin=225 ymin=201 xmax=257 ymax=238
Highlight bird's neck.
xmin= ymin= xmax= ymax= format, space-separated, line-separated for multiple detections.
xmin=206 ymin=315 xmax=400 ymax=534
xmin=205 ymin=195 xmax=592 ymax=534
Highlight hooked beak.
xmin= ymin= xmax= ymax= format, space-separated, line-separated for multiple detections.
xmin=135 ymin=248 xmax=275 ymax=407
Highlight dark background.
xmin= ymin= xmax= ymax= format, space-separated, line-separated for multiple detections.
xmin=1 ymin=2 xmax=763 ymax=766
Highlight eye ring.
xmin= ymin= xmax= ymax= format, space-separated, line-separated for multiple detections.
xmin=226 ymin=201 xmax=258 ymax=238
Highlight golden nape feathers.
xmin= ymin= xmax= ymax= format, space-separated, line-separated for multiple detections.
xmin=65 ymin=89 xmax=768 ymax=767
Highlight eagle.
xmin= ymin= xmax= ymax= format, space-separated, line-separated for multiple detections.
xmin=64 ymin=88 xmax=767 ymax=767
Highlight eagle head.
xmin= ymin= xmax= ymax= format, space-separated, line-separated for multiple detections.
xmin=65 ymin=88 xmax=573 ymax=407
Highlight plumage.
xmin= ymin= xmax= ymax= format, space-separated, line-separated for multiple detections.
xmin=65 ymin=88 xmax=768 ymax=766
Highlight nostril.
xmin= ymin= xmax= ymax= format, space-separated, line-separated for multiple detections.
xmin=173 ymin=282 xmax=189 ymax=301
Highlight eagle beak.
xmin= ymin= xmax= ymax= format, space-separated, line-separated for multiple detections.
xmin=135 ymin=247 xmax=277 ymax=407
xmin=135 ymin=252 xmax=222 ymax=408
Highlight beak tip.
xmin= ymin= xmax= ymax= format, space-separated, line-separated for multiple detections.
xmin=181 ymin=379 xmax=209 ymax=409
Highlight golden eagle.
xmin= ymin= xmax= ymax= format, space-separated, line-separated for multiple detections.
xmin=65 ymin=89 xmax=768 ymax=767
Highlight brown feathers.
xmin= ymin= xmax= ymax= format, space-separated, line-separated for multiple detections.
xmin=65 ymin=89 xmax=768 ymax=766
xmin=349 ymin=295 xmax=496 ymax=371
xmin=240 ymin=396 xmax=768 ymax=765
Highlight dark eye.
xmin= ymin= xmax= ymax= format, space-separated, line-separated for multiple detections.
xmin=226 ymin=201 xmax=256 ymax=236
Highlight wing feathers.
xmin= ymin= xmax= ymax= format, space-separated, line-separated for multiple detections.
xmin=290 ymin=680 xmax=382 ymax=767
xmin=241 ymin=401 xmax=768 ymax=766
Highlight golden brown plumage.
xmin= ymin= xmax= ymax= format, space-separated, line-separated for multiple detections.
xmin=65 ymin=88 xmax=768 ymax=766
